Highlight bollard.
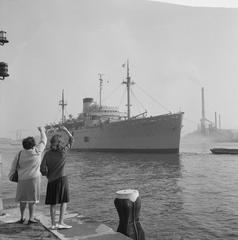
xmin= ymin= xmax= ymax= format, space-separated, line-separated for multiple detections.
xmin=114 ymin=189 xmax=145 ymax=240
xmin=0 ymin=153 xmax=3 ymax=214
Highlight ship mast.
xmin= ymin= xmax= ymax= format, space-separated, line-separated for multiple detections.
xmin=98 ymin=73 xmax=104 ymax=109
xmin=122 ymin=60 xmax=134 ymax=119
xmin=59 ymin=89 xmax=67 ymax=124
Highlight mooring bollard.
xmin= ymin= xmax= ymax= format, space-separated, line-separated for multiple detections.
xmin=0 ymin=153 xmax=3 ymax=213
xmin=114 ymin=189 xmax=145 ymax=240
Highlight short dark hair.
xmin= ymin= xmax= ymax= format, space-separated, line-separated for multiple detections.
xmin=50 ymin=134 xmax=60 ymax=145
xmin=22 ymin=137 xmax=36 ymax=150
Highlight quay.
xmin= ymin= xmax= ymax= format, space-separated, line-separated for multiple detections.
xmin=0 ymin=199 xmax=130 ymax=240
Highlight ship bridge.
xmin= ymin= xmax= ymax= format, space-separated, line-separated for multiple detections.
xmin=82 ymin=97 xmax=126 ymax=127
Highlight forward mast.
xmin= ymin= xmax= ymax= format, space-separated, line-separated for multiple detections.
xmin=122 ymin=60 xmax=134 ymax=120
xmin=59 ymin=89 xmax=67 ymax=124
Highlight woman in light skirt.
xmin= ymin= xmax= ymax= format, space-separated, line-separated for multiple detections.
xmin=9 ymin=127 xmax=47 ymax=224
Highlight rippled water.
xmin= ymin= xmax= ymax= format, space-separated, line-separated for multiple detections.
xmin=1 ymin=142 xmax=238 ymax=239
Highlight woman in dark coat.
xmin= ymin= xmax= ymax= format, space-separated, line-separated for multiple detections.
xmin=40 ymin=126 xmax=73 ymax=230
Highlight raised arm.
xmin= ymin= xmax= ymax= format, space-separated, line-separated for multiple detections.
xmin=59 ymin=126 xmax=74 ymax=150
xmin=36 ymin=127 xmax=47 ymax=153
xmin=60 ymin=126 xmax=72 ymax=138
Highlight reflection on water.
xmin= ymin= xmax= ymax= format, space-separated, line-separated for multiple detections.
xmin=2 ymin=144 xmax=238 ymax=239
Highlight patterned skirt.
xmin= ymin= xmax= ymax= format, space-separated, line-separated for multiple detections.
xmin=45 ymin=176 xmax=69 ymax=205
xmin=16 ymin=176 xmax=40 ymax=203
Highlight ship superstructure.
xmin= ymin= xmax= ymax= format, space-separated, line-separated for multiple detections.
xmin=47 ymin=61 xmax=184 ymax=153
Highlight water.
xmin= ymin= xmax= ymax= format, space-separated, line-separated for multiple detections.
xmin=1 ymin=142 xmax=238 ymax=239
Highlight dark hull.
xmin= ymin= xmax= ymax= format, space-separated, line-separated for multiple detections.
xmin=71 ymin=112 xmax=184 ymax=152
xmin=210 ymin=148 xmax=238 ymax=154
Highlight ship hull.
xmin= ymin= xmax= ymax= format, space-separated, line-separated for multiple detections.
xmin=210 ymin=148 xmax=238 ymax=154
xmin=71 ymin=112 xmax=183 ymax=153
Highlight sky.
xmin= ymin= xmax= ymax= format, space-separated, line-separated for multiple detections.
xmin=153 ymin=0 xmax=238 ymax=8
xmin=1 ymin=0 xmax=238 ymax=138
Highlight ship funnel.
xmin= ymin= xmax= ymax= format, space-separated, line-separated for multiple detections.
xmin=83 ymin=98 xmax=94 ymax=113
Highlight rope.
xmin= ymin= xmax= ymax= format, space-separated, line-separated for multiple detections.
xmin=131 ymin=90 xmax=142 ymax=114
xmin=102 ymin=83 xmax=122 ymax=103
xmin=131 ymin=89 xmax=147 ymax=113
xmin=52 ymin=107 xmax=61 ymax=124
xmin=118 ymin=88 xmax=127 ymax=108
xmin=135 ymin=83 xmax=171 ymax=112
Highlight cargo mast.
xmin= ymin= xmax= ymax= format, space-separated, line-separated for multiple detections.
xmin=59 ymin=89 xmax=67 ymax=124
xmin=98 ymin=73 xmax=104 ymax=109
xmin=122 ymin=60 xmax=134 ymax=119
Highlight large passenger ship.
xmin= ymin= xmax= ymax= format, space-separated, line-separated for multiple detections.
xmin=46 ymin=62 xmax=184 ymax=153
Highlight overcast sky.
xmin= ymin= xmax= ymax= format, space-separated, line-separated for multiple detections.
xmin=1 ymin=0 xmax=238 ymax=138
xmin=153 ymin=0 xmax=238 ymax=8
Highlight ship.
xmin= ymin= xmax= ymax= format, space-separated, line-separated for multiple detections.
xmin=210 ymin=148 xmax=238 ymax=154
xmin=46 ymin=61 xmax=184 ymax=153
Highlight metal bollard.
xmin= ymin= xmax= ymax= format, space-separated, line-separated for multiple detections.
xmin=114 ymin=189 xmax=145 ymax=240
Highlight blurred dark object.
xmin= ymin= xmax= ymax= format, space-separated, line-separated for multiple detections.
xmin=0 ymin=62 xmax=9 ymax=80
xmin=0 ymin=31 xmax=9 ymax=46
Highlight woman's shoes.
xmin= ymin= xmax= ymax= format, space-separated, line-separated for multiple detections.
xmin=16 ymin=218 xmax=39 ymax=224
xmin=50 ymin=224 xmax=58 ymax=230
xmin=57 ymin=223 xmax=72 ymax=229
xmin=16 ymin=218 xmax=25 ymax=224
xmin=49 ymin=223 xmax=72 ymax=230
xmin=27 ymin=218 xmax=39 ymax=225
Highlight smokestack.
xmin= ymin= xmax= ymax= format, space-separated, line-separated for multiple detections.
xmin=201 ymin=87 xmax=206 ymax=134
xmin=201 ymin=87 xmax=205 ymax=120
xmin=215 ymin=112 xmax=217 ymax=129
xmin=219 ymin=114 xmax=221 ymax=129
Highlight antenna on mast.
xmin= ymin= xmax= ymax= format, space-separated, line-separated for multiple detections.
xmin=122 ymin=59 xmax=135 ymax=119
xmin=59 ymin=89 xmax=67 ymax=124
xmin=98 ymin=73 xmax=104 ymax=108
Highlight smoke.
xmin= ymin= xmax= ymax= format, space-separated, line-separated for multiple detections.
xmin=149 ymin=0 xmax=238 ymax=8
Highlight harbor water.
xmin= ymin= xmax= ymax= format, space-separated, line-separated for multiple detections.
xmin=1 ymin=141 xmax=238 ymax=240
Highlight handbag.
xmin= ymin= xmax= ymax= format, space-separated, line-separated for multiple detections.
xmin=10 ymin=151 xmax=21 ymax=183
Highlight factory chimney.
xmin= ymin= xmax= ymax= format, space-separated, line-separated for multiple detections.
xmin=219 ymin=114 xmax=221 ymax=129
xmin=201 ymin=87 xmax=206 ymax=134
xmin=215 ymin=112 xmax=217 ymax=129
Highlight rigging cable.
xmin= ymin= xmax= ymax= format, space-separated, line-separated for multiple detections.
xmin=135 ymin=83 xmax=171 ymax=113
xmin=102 ymin=83 xmax=123 ymax=103
xmin=65 ymin=109 xmax=69 ymax=120
xmin=131 ymin=89 xmax=147 ymax=114
xmin=52 ymin=107 xmax=61 ymax=124
xmin=118 ymin=87 xmax=127 ymax=109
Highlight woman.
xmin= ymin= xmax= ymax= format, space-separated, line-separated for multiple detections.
xmin=9 ymin=127 xmax=47 ymax=224
xmin=40 ymin=126 xmax=73 ymax=230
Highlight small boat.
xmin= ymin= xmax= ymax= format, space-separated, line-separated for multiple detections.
xmin=210 ymin=148 xmax=238 ymax=154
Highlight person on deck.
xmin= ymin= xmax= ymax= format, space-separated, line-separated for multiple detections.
xmin=40 ymin=126 xmax=73 ymax=230
xmin=8 ymin=127 xmax=47 ymax=224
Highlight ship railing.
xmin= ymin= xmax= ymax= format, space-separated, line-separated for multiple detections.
xmin=130 ymin=111 xmax=147 ymax=120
